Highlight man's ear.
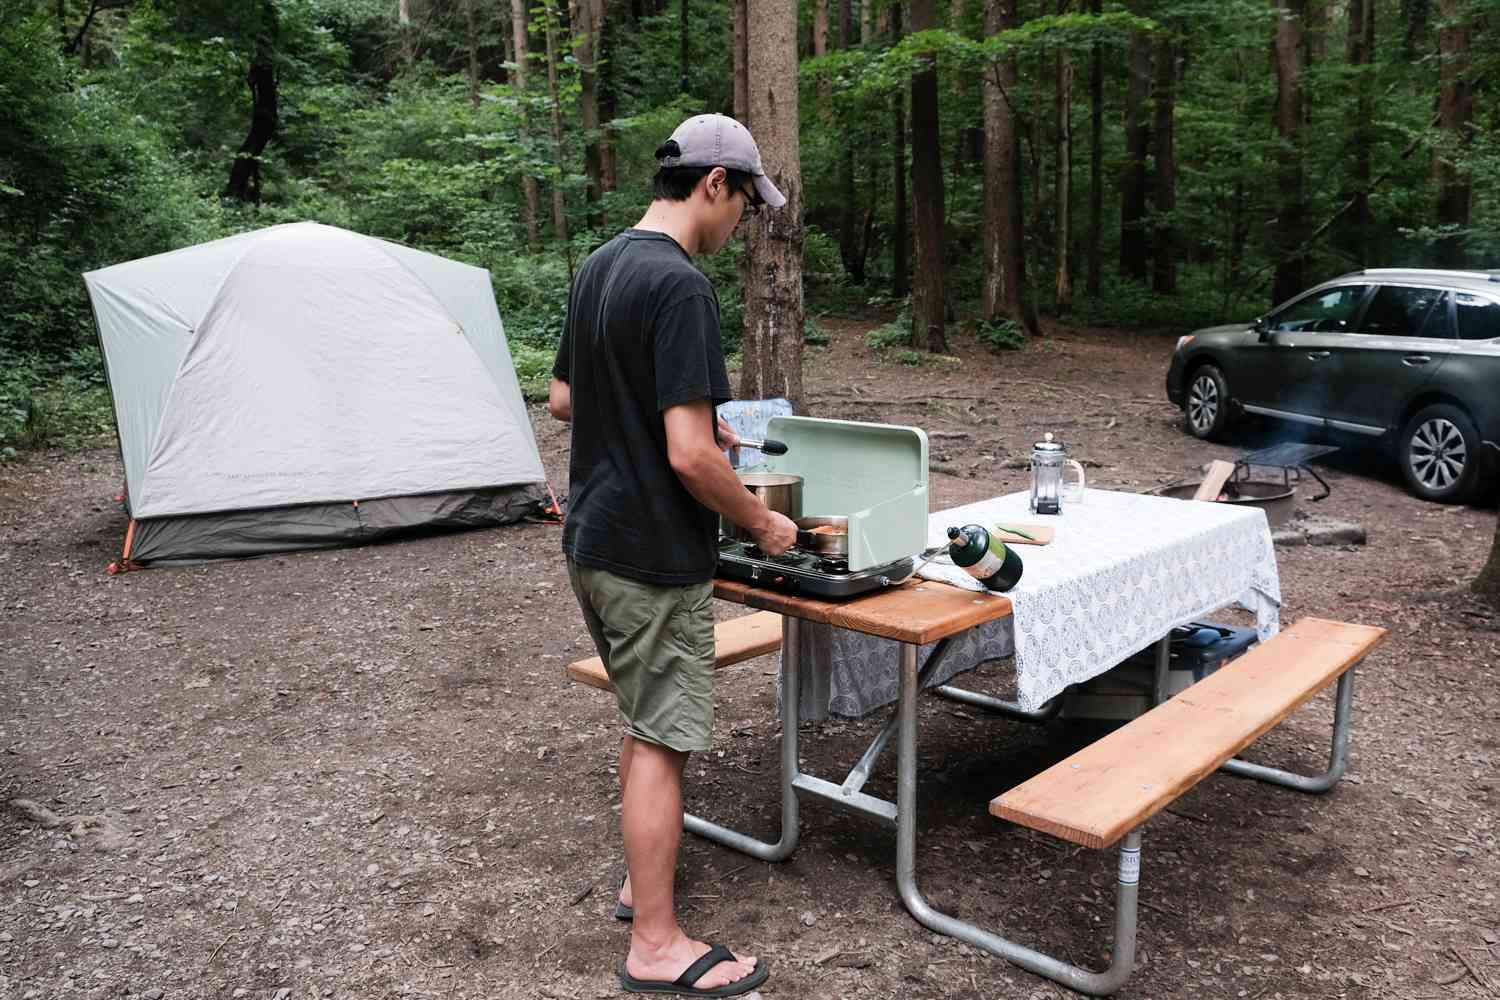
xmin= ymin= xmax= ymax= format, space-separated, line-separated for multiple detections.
xmin=703 ymin=166 xmax=728 ymax=201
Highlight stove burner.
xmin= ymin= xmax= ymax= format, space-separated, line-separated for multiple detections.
xmin=814 ymin=557 xmax=849 ymax=574
xmin=742 ymin=544 xmax=805 ymax=565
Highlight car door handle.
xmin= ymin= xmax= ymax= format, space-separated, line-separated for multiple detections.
xmin=1402 ymin=354 xmax=1431 ymax=366
xmin=1306 ymin=351 xmax=1331 ymax=360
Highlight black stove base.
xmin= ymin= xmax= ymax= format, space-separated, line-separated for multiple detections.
xmin=716 ymin=541 xmax=913 ymax=599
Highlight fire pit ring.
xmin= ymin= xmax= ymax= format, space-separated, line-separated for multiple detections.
xmin=1150 ymin=479 xmax=1297 ymax=528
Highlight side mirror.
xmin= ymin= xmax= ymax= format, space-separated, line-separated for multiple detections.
xmin=1253 ymin=317 xmax=1271 ymax=342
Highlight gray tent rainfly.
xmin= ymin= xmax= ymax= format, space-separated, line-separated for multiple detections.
xmin=84 ymin=222 xmax=549 ymax=569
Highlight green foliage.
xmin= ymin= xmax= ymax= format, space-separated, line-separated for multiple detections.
xmin=509 ymin=343 xmax=556 ymax=402
xmin=865 ymin=306 xmax=913 ymax=351
xmin=0 ymin=346 xmax=115 ymax=459
xmin=803 ymin=316 xmax=830 ymax=346
xmin=975 ymin=318 xmax=1026 ymax=352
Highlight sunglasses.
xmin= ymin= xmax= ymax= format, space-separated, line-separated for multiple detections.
xmin=738 ymin=183 xmax=763 ymax=216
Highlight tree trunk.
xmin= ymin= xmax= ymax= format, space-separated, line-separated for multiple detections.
xmin=577 ymin=0 xmax=608 ymax=227
xmin=1119 ymin=30 xmax=1151 ymax=281
xmin=733 ymin=0 xmax=749 ymax=122
xmin=981 ymin=0 xmax=1031 ymax=332
xmin=224 ymin=2 xmax=278 ymax=204
xmin=511 ymin=0 xmax=542 ymax=249
xmin=813 ymin=0 xmax=830 ymax=108
xmin=465 ymin=0 xmax=481 ymax=107
xmin=544 ymin=0 xmax=569 ymax=242
xmin=1434 ymin=0 xmax=1471 ymax=269
xmin=499 ymin=0 xmax=515 ymax=84
xmin=861 ymin=0 xmax=873 ymax=43
xmin=890 ymin=3 xmax=909 ymax=300
xmin=599 ymin=0 xmax=617 ymax=194
xmin=836 ymin=0 xmax=859 ymax=281
xmin=398 ymin=0 xmax=415 ymax=67
xmin=1055 ymin=43 xmax=1073 ymax=311
xmin=1086 ymin=0 xmax=1102 ymax=297
xmin=1474 ymin=445 xmax=1500 ymax=602
xmin=909 ymin=0 xmax=946 ymax=353
xmin=1402 ymin=0 xmax=1429 ymax=62
xmin=737 ymin=0 xmax=805 ymax=410
xmin=1304 ymin=0 xmax=1327 ymax=66
xmin=1344 ymin=0 xmax=1373 ymax=263
xmin=1271 ymin=0 xmax=1306 ymax=307
xmin=1151 ymin=38 xmax=1176 ymax=294
xmin=679 ymin=0 xmax=690 ymax=93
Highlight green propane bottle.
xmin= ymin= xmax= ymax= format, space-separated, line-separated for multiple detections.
xmin=946 ymin=524 xmax=1024 ymax=592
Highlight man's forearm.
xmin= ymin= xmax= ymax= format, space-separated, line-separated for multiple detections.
xmin=548 ymin=378 xmax=571 ymax=423
xmin=672 ymin=446 xmax=775 ymax=534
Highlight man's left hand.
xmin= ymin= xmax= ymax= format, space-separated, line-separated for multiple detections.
xmin=716 ymin=417 xmax=741 ymax=451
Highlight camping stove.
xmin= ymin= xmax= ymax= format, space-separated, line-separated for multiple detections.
xmin=716 ymin=538 xmax=914 ymax=599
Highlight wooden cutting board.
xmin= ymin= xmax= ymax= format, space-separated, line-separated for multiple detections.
xmin=993 ymin=523 xmax=1054 ymax=546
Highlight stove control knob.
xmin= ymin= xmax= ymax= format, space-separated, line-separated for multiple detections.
xmin=750 ymin=564 xmax=761 ymax=580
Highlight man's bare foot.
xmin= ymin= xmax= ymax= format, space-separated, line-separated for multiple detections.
xmin=625 ymin=933 xmax=757 ymax=991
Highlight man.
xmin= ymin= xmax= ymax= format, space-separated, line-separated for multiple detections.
xmin=548 ymin=113 xmax=796 ymax=998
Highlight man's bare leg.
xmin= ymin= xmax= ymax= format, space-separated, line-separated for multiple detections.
xmin=618 ymin=734 xmax=635 ymax=910
xmin=620 ymin=736 xmax=757 ymax=990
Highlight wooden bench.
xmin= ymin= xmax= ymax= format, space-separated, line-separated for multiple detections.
xmin=941 ymin=617 xmax=1387 ymax=995
xmin=565 ymin=610 xmax=784 ymax=692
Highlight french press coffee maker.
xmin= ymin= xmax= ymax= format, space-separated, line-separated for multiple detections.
xmin=1029 ymin=432 xmax=1087 ymax=514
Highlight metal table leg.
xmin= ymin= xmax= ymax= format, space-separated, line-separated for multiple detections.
xmin=894 ymin=641 xmax=1143 ymax=997
xmin=1220 ymin=667 xmax=1356 ymax=793
xmin=683 ymin=616 xmax=801 ymax=861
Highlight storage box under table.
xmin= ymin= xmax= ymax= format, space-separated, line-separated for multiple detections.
xmin=1061 ymin=621 xmax=1260 ymax=721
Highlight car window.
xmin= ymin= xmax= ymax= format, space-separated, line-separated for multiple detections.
xmin=1356 ymin=285 xmax=1448 ymax=338
xmin=1267 ymin=285 xmax=1369 ymax=333
xmin=1454 ymin=293 xmax=1500 ymax=341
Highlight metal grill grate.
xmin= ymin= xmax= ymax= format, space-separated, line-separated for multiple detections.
xmin=1234 ymin=442 xmax=1339 ymax=500
xmin=1235 ymin=442 xmax=1341 ymax=469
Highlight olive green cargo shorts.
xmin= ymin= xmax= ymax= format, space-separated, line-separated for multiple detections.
xmin=566 ymin=557 xmax=716 ymax=753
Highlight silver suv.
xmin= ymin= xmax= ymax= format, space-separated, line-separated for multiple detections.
xmin=1166 ymin=268 xmax=1500 ymax=503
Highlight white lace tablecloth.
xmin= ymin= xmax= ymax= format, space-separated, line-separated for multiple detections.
xmin=791 ymin=488 xmax=1282 ymax=718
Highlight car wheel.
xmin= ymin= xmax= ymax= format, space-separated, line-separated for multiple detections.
xmin=1184 ymin=364 xmax=1231 ymax=440
xmin=1399 ymin=403 xmax=1482 ymax=504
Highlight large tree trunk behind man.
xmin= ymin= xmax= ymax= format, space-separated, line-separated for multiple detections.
xmin=511 ymin=0 xmax=542 ymax=248
xmin=1434 ymin=0 xmax=1472 ymax=269
xmin=1271 ymin=0 xmax=1307 ymax=307
xmin=909 ymin=0 xmax=947 ymax=353
xmin=981 ymin=0 xmax=1033 ymax=333
xmin=737 ymin=0 xmax=805 ymax=410
xmin=225 ymin=1 xmax=278 ymax=204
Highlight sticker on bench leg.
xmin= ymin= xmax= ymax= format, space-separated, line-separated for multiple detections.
xmin=1118 ymin=844 xmax=1141 ymax=886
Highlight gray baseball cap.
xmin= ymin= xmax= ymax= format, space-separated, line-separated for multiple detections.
xmin=658 ymin=114 xmax=787 ymax=209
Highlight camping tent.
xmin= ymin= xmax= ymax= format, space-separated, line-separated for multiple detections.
xmin=83 ymin=221 xmax=548 ymax=567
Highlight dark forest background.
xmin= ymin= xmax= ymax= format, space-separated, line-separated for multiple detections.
xmin=1 ymin=0 xmax=1496 ymax=457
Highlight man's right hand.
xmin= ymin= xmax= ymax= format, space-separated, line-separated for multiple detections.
xmin=750 ymin=510 xmax=798 ymax=556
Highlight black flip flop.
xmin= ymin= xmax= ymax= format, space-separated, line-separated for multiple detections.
xmin=618 ymin=943 xmax=769 ymax=997
xmin=615 ymin=873 xmax=633 ymax=922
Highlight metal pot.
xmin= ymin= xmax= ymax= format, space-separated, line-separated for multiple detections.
xmin=795 ymin=515 xmax=848 ymax=556
xmin=722 ymin=472 xmax=803 ymax=542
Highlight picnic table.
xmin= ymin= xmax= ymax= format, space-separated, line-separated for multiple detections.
xmin=680 ymin=488 xmax=1384 ymax=995
xmin=790 ymin=487 xmax=1283 ymax=720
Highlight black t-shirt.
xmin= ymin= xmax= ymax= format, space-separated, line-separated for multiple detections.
xmin=552 ymin=230 xmax=732 ymax=585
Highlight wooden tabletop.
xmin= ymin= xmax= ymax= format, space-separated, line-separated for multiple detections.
xmin=713 ymin=578 xmax=1012 ymax=645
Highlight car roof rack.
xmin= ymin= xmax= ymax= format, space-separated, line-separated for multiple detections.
xmin=1360 ymin=267 xmax=1498 ymax=282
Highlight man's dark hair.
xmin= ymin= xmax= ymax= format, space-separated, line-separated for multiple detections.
xmin=652 ymin=141 xmax=756 ymax=202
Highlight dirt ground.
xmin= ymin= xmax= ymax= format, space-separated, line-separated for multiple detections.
xmin=3 ymin=319 xmax=1499 ymax=1000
